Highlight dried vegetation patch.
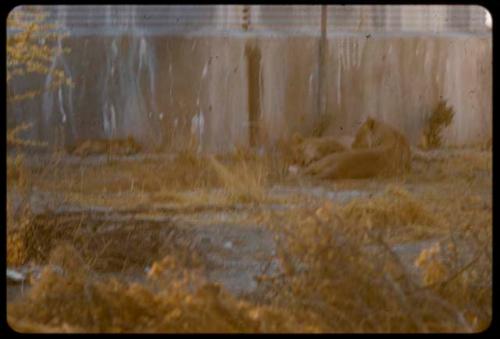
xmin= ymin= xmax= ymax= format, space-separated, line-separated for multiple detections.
xmin=336 ymin=185 xmax=446 ymax=243
xmin=7 ymin=146 xmax=491 ymax=333
xmin=420 ymin=100 xmax=455 ymax=150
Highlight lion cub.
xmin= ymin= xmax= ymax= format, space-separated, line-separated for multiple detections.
xmin=304 ymin=117 xmax=411 ymax=179
xmin=68 ymin=136 xmax=142 ymax=157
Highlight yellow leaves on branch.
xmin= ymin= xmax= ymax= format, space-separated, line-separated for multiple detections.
xmin=7 ymin=122 xmax=48 ymax=147
xmin=414 ymin=242 xmax=450 ymax=286
xmin=7 ymin=6 xmax=72 ymax=102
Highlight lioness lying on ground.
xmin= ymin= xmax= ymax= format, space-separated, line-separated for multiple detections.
xmin=67 ymin=136 xmax=142 ymax=157
xmin=302 ymin=117 xmax=411 ymax=179
xmin=291 ymin=134 xmax=348 ymax=166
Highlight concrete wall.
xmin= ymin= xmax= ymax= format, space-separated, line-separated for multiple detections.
xmin=7 ymin=33 xmax=492 ymax=152
xmin=322 ymin=35 xmax=492 ymax=146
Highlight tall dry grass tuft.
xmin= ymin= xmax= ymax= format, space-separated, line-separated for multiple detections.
xmin=208 ymin=155 xmax=268 ymax=204
xmin=420 ymin=100 xmax=455 ymax=150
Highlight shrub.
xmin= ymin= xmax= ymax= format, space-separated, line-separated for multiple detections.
xmin=420 ymin=100 xmax=455 ymax=149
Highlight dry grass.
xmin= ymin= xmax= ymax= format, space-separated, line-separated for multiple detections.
xmin=336 ymin=185 xmax=447 ymax=243
xmin=208 ymin=155 xmax=268 ymax=204
xmin=267 ymin=154 xmax=490 ymax=332
xmin=28 ymin=155 xmax=212 ymax=195
xmin=8 ymin=193 xmax=490 ymax=333
xmin=6 ymin=145 xmax=491 ymax=333
xmin=7 ymin=210 xmax=31 ymax=266
xmin=7 ymin=244 xmax=312 ymax=333
xmin=25 ymin=145 xmax=292 ymax=209
xmin=7 ymin=153 xmax=34 ymax=266
xmin=409 ymin=148 xmax=491 ymax=189
xmin=7 ymin=154 xmax=27 ymax=187
xmin=262 ymin=193 xmax=491 ymax=332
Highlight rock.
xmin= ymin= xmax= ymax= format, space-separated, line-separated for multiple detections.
xmin=7 ymin=269 xmax=26 ymax=283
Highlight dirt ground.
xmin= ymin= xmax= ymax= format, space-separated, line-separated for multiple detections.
xmin=6 ymin=146 xmax=492 ymax=333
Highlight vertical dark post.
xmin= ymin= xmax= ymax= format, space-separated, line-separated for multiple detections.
xmin=244 ymin=6 xmax=261 ymax=148
xmin=246 ymin=44 xmax=261 ymax=148
xmin=317 ymin=5 xmax=328 ymax=118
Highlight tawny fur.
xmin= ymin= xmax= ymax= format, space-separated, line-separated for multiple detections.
xmin=304 ymin=117 xmax=411 ymax=179
xmin=290 ymin=134 xmax=347 ymax=166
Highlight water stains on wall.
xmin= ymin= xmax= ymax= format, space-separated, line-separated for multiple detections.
xmin=7 ymin=33 xmax=491 ymax=152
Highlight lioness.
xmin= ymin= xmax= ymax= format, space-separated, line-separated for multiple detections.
xmin=303 ymin=147 xmax=395 ymax=179
xmin=303 ymin=117 xmax=411 ymax=179
xmin=68 ymin=136 xmax=141 ymax=157
xmin=351 ymin=117 xmax=411 ymax=171
xmin=290 ymin=134 xmax=347 ymax=166
xmin=351 ymin=117 xmax=407 ymax=146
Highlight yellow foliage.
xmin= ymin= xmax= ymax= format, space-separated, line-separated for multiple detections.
xmin=414 ymin=243 xmax=450 ymax=286
xmin=7 ymin=6 xmax=73 ymax=104
xmin=7 ymin=123 xmax=47 ymax=148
